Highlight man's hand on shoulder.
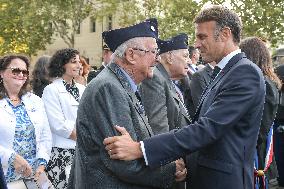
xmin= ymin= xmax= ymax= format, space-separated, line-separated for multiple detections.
xmin=103 ymin=125 xmax=143 ymax=160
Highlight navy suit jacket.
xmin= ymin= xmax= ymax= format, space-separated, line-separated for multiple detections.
xmin=143 ymin=53 xmax=265 ymax=189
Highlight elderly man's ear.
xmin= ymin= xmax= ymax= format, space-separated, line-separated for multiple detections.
xmin=125 ymin=48 xmax=136 ymax=65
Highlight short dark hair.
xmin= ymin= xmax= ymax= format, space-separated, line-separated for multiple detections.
xmin=188 ymin=46 xmax=198 ymax=59
xmin=0 ymin=54 xmax=31 ymax=99
xmin=194 ymin=5 xmax=242 ymax=44
xmin=48 ymin=48 xmax=79 ymax=78
xmin=31 ymin=55 xmax=51 ymax=97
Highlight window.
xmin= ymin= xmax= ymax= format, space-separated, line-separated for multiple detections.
xmin=90 ymin=17 xmax=96 ymax=32
xmin=108 ymin=15 xmax=112 ymax=30
xmin=76 ymin=23 xmax=81 ymax=34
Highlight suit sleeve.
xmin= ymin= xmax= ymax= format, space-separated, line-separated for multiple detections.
xmin=257 ymin=78 xmax=278 ymax=145
xmin=79 ymin=83 xmax=176 ymax=188
xmin=140 ymin=74 xmax=170 ymax=134
xmin=143 ymin=63 xmax=264 ymax=167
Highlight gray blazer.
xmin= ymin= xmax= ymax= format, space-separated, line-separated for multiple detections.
xmin=140 ymin=63 xmax=191 ymax=135
xmin=68 ymin=63 xmax=176 ymax=189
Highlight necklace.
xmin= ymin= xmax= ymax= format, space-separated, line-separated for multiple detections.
xmin=10 ymin=99 xmax=19 ymax=102
xmin=9 ymin=98 xmax=20 ymax=102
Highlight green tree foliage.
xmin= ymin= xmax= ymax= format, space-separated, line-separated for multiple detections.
xmin=0 ymin=0 xmax=110 ymax=55
xmin=0 ymin=0 xmax=283 ymax=55
xmin=42 ymin=0 xmax=94 ymax=48
xmin=0 ymin=0 xmax=53 ymax=55
xmin=116 ymin=0 xmax=201 ymax=44
xmin=111 ymin=0 xmax=284 ymax=47
xmin=207 ymin=0 xmax=284 ymax=47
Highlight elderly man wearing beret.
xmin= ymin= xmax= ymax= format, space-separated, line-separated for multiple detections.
xmin=139 ymin=33 xmax=192 ymax=189
xmin=104 ymin=6 xmax=266 ymax=189
xmin=68 ymin=18 xmax=186 ymax=189
xmin=140 ymin=33 xmax=191 ymax=135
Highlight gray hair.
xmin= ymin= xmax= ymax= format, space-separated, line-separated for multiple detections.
xmin=194 ymin=5 xmax=242 ymax=44
xmin=110 ymin=37 xmax=150 ymax=62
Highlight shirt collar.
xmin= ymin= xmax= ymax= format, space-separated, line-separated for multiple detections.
xmin=208 ymin=63 xmax=214 ymax=69
xmin=217 ymin=49 xmax=241 ymax=70
xmin=102 ymin=62 xmax=107 ymax=67
xmin=62 ymin=79 xmax=76 ymax=89
xmin=119 ymin=67 xmax=138 ymax=92
xmin=191 ymin=64 xmax=198 ymax=69
xmin=188 ymin=64 xmax=198 ymax=72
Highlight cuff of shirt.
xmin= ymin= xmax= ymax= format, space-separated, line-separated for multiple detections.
xmin=140 ymin=141 xmax=149 ymax=166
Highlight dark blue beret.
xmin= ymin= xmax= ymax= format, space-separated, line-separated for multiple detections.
xmin=158 ymin=33 xmax=188 ymax=54
xmin=102 ymin=18 xmax=158 ymax=52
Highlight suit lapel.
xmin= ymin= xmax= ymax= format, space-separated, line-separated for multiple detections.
xmin=108 ymin=63 xmax=154 ymax=136
xmin=157 ymin=64 xmax=180 ymax=99
xmin=205 ymin=64 xmax=213 ymax=76
xmin=157 ymin=64 xmax=191 ymax=121
xmin=193 ymin=53 xmax=246 ymax=121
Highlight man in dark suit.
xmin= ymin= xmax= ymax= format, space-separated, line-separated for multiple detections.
xmin=68 ymin=18 xmax=186 ymax=189
xmin=185 ymin=62 xmax=216 ymax=118
xmin=104 ymin=5 xmax=266 ymax=189
xmin=87 ymin=44 xmax=113 ymax=83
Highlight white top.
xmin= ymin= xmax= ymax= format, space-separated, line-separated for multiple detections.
xmin=42 ymin=78 xmax=85 ymax=149
xmin=0 ymin=93 xmax=52 ymax=174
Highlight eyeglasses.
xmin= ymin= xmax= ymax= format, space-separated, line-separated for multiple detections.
xmin=6 ymin=67 xmax=29 ymax=77
xmin=132 ymin=47 xmax=160 ymax=57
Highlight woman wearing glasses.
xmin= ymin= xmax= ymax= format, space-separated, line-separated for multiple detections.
xmin=0 ymin=54 xmax=52 ymax=187
xmin=42 ymin=48 xmax=85 ymax=188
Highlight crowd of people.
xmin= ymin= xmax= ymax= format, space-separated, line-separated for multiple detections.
xmin=0 ymin=4 xmax=284 ymax=189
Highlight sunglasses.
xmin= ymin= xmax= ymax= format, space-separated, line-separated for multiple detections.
xmin=6 ymin=67 xmax=29 ymax=77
